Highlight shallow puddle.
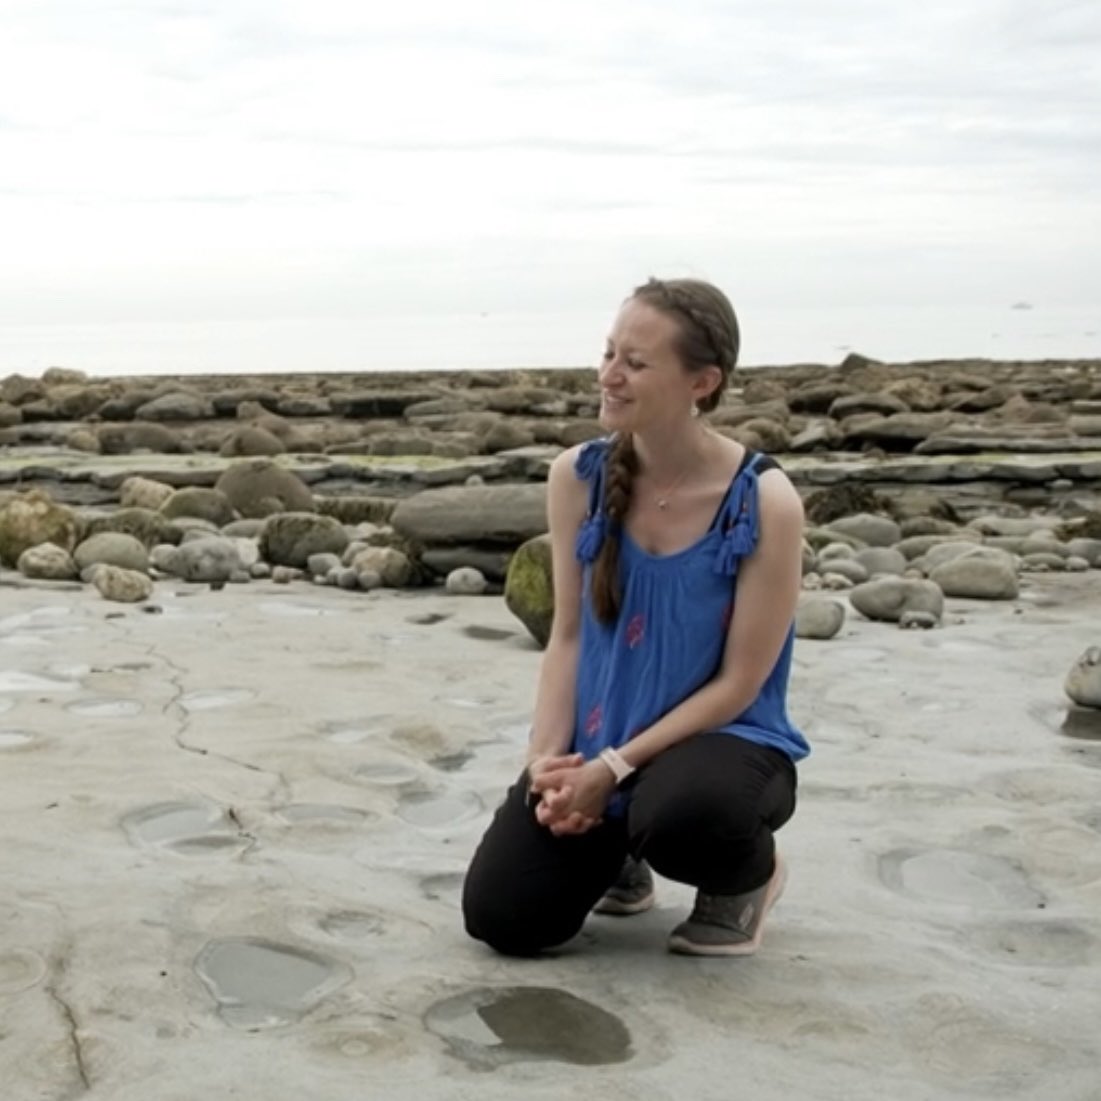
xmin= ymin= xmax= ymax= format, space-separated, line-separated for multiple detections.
xmin=424 ymin=986 xmax=633 ymax=1069
xmin=437 ymin=696 xmax=494 ymax=710
xmin=964 ymin=919 xmax=1097 ymax=967
xmin=0 ymin=607 xmax=75 ymax=633
xmin=353 ymin=761 xmax=420 ymax=786
xmin=325 ymin=719 xmax=390 ymax=745
xmin=66 ymin=698 xmax=143 ymax=718
xmin=258 ymin=601 xmax=333 ymax=618
xmin=920 ymin=636 xmax=999 ymax=654
xmin=878 ymin=848 xmax=1044 ymax=909
xmin=917 ymin=698 xmax=966 ymax=713
xmin=48 ymin=663 xmax=91 ymax=679
xmin=461 ymin=625 xmax=515 ymax=642
xmin=178 ymin=688 xmax=255 ymax=712
xmin=317 ymin=910 xmax=387 ymax=939
xmin=0 ymin=633 xmax=50 ymax=650
xmin=0 ymin=948 xmax=47 ymax=995
xmin=0 ymin=731 xmax=33 ymax=749
xmin=194 ymin=937 xmax=351 ymax=1030
xmin=278 ymin=804 xmax=370 ymax=824
xmin=419 ymin=872 xmax=465 ymax=902
xmin=1060 ymin=708 xmax=1101 ymax=741
xmin=430 ymin=750 xmax=474 ymax=772
xmin=396 ymin=789 xmax=483 ymax=829
xmin=0 ymin=671 xmax=79 ymax=693
xmin=366 ymin=631 xmax=415 ymax=645
xmin=122 ymin=801 xmax=244 ymax=854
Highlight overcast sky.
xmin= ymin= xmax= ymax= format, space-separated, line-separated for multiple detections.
xmin=1 ymin=0 xmax=1098 ymax=370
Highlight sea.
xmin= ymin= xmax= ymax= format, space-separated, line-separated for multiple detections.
xmin=1 ymin=303 xmax=1097 ymax=378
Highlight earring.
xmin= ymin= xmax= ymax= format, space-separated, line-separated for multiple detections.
xmin=690 ymin=404 xmax=700 ymax=418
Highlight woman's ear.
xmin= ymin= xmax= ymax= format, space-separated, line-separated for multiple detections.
xmin=692 ymin=365 xmax=723 ymax=405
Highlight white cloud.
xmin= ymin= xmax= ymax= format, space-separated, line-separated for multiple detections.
xmin=0 ymin=0 xmax=1097 ymax=368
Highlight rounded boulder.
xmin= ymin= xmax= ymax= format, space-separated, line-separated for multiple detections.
xmin=18 ymin=542 xmax=78 ymax=580
xmin=0 ymin=489 xmax=80 ymax=568
xmin=1065 ymin=646 xmax=1101 ymax=709
xmin=260 ymin=512 xmax=349 ymax=568
xmin=504 ymin=534 xmax=553 ymax=647
xmin=159 ymin=487 xmax=237 ymax=528
xmin=215 ymin=459 xmax=315 ymax=519
xmin=74 ymin=532 xmax=149 ymax=574
xmin=849 ymin=577 xmax=945 ymax=624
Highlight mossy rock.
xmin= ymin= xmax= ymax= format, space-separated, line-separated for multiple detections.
xmin=83 ymin=507 xmax=181 ymax=548
xmin=159 ymin=487 xmax=237 ymax=527
xmin=315 ymin=495 xmax=396 ymax=525
xmin=214 ymin=459 xmax=315 ymax=519
xmin=260 ymin=512 xmax=349 ymax=568
xmin=1058 ymin=511 xmax=1101 ymax=542
xmin=0 ymin=489 xmax=80 ymax=567
xmin=504 ymin=534 xmax=554 ymax=648
xmin=97 ymin=421 xmax=191 ymax=455
xmin=219 ymin=426 xmax=287 ymax=458
xmin=803 ymin=484 xmax=893 ymax=526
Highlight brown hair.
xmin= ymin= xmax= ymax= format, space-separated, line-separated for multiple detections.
xmin=590 ymin=277 xmax=740 ymax=623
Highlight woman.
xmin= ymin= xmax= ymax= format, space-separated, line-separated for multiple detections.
xmin=462 ymin=277 xmax=808 ymax=957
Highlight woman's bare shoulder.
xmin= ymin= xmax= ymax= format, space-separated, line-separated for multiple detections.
xmin=757 ymin=462 xmax=804 ymax=526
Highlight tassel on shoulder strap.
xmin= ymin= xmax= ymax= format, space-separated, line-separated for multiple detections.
xmin=573 ymin=437 xmax=612 ymax=563
xmin=713 ymin=454 xmax=764 ymax=576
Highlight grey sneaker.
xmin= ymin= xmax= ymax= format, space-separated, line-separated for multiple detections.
xmin=667 ymin=855 xmax=787 ymax=956
xmin=593 ymin=856 xmax=656 ymax=916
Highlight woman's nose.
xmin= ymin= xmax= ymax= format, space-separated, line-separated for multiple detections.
xmin=598 ymin=355 xmax=622 ymax=385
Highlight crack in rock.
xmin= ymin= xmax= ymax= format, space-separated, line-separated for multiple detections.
xmin=144 ymin=642 xmax=292 ymax=804
xmin=46 ymin=982 xmax=90 ymax=1094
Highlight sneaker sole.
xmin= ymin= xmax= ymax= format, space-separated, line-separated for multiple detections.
xmin=592 ymin=890 xmax=656 ymax=916
xmin=667 ymin=854 xmax=788 ymax=957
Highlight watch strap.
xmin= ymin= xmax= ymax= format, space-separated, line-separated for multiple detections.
xmin=599 ymin=746 xmax=636 ymax=786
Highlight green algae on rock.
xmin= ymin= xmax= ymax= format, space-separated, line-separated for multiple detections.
xmin=0 ymin=488 xmax=80 ymax=567
xmin=504 ymin=534 xmax=554 ymax=648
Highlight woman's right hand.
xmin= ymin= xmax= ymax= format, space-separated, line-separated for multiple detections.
xmin=527 ymin=752 xmax=584 ymax=787
xmin=526 ymin=753 xmax=603 ymax=835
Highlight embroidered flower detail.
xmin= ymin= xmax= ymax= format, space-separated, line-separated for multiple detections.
xmin=625 ymin=613 xmax=645 ymax=649
xmin=584 ymin=704 xmax=603 ymax=737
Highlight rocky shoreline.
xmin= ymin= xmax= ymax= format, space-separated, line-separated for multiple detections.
xmin=2 ymin=354 xmax=1101 ymax=705
xmin=2 ymin=355 xmax=1100 ymax=512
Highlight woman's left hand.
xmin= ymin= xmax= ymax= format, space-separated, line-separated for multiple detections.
xmin=529 ymin=758 xmax=617 ymax=836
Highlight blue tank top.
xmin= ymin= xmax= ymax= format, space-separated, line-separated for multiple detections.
xmin=571 ymin=438 xmax=809 ymax=779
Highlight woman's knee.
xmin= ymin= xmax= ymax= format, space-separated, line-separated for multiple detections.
xmin=462 ymin=886 xmax=580 ymax=957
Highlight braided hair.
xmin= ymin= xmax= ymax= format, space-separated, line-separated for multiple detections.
xmin=589 ymin=277 xmax=740 ymax=623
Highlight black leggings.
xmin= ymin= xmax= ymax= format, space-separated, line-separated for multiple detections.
xmin=462 ymin=733 xmax=797 ymax=956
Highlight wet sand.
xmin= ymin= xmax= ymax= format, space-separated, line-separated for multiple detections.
xmin=1 ymin=574 xmax=1099 ymax=1100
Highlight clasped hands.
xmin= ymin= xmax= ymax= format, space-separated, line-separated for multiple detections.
xmin=526 ymin=752 xmax=616 ymax=836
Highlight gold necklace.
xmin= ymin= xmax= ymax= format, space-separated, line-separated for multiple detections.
xmin=647 ymin=429 xmax=707 ymax=510
xmin=653 ymin=466 xmax=691 ymax=510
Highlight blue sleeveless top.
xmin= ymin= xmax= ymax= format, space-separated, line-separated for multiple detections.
xmin=571 ymin=438 xmax=809 ymax=783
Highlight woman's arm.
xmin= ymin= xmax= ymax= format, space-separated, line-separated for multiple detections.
xmin=615 ymin=468 xmax=805 ymax=770
xmin=528 ymin=464 xmax=805 ymax=832
xmin=532 ymin=467 xmax=804 ymax=827
xmin=525 ymin=446 xmax=589 ymax=764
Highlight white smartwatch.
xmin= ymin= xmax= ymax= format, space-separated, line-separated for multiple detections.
xmin=599 ymin=747 xmax=636 ymax=786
